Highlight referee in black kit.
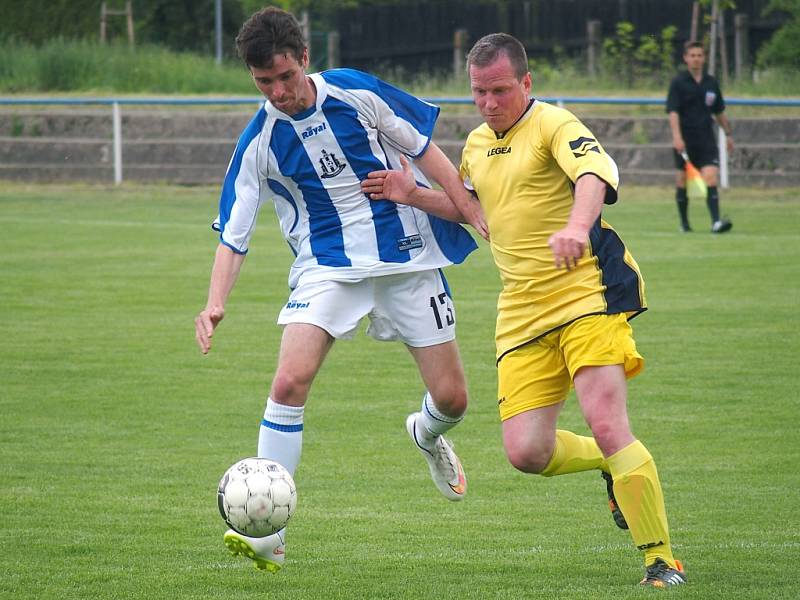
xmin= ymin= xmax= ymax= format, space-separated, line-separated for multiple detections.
xmin=667 ymin=40 xmax=733 ymax=234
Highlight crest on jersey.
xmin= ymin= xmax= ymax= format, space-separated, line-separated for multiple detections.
xmin=569 ymin=136 xmax=601 ymax=158
xmin=319 ymin=149 xmax=346 ymax=178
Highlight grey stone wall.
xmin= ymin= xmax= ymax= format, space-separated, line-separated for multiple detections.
xmin=1 ymin=109 xmax=798 ymax=186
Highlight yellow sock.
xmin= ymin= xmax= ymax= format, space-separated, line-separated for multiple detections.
xmin=607 ymin=440 xmax=676 ymax=567
xmin=541 ymin=430 xmax=608 ymax=476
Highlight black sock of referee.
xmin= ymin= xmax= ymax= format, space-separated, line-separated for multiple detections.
xmin=675 ymin=187 xmax=690 ymax=228
xmin=706 ymin=186 xmax=721 ymax=223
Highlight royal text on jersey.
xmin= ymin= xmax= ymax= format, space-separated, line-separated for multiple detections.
xmin=302 ymin=122 xmax=328 ymax=139
xmin=285 ymin=300 xmax=311 ymax=309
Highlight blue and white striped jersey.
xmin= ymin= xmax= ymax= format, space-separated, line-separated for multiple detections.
xmin=215 ymin=68 xmax=477 ymax=289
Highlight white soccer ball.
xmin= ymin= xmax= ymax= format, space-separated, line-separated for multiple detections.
xmin=217 ymin=457 xmax=297 ymax=538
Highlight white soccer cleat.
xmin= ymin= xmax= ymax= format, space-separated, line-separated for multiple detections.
xmin=223 ymin=529 xmax=285 ymax=573
xmin=405 ymin=412 xmax=467 ymax=501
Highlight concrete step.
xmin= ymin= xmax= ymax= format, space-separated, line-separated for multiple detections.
xmin=3 ymin=136 xmax=799 ymax=186
xmin=435 ymin=115 xmax=800 ymax=145
xmin=2 ymin=109 xmax=800 ymax=144
xmin=620 ymin=168 xmax=800 ymax=187
xmin=2 ymin=162 xmax=797 ymax=186
xmin=0 ymin=137 xmax=233 ymax=167
xmin=0 ymin=163 xmax=222 ymax=184
xmin=435 ymin=139 xmax=800 ymax=172
xmin=0 ymin=110 xmax=254 ymax=140
xmin=1 ymin=109 xmax=798 ymax=186
xmin=7 ymin=136 xmax=799 ymax=171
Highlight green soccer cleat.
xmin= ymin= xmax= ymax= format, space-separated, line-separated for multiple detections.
xmin=640 ymin=558 xmax=687 ymax=588
xmin=601 ymin=471 xmax=629 ymax=530
xmin=223 ymin=529 xmax=285 ymax=573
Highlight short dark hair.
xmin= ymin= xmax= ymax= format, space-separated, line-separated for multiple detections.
xmin=683 ymin=40 xmax=705 ymax=54
xmin=235 ymin=6 xmax=306 ymax=69
xmin=466 ymin=33 xmax=528 ymax=79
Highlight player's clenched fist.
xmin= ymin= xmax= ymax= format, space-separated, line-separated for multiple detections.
xmin=548 ymin=227 xmax=587 ymax=271
xmin=195 ymin=306 xmax=225 ymax=354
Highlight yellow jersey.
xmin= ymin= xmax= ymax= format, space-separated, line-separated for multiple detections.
xmin=459 ymin=100 xmax=646 ymax=361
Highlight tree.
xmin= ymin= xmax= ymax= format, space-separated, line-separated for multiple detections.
xmin=756 ymin=0 xmax=800 ymax=69
xmin=602 ymin=22 xmax=677 ymax=88
xmin=634 ymin=25 xmax=677 ymax=85
xmin=0 ymin=0 xmax=248 ymax=55
xmin=603 ymin=22 xmax=637 ymax=87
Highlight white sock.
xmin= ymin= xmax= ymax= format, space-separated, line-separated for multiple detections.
xmin=257 ymin=397 xmax=304 ymax=476
xmin=237 ymin=400 xmax=301 ymax=547
xmin=416 ymin=391 xmax=463 ymax=448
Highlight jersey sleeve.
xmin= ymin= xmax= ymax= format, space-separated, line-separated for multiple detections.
xmin=546 ymin=109 xmax=619 ymax=202
xmin=666 ymin=77 xmax=680 ymax=113
xmin=215 ymin=108 xmax=268 ymax=254
xmin=458 ymin=140 xmax=474 ymax=192
xmin=711 ymin=80 xmax=726 ymax=114
xmin=371 ymin=76 xmax=440 ymax=157
xmin=322 ymin=69 xmax=439 ymax=158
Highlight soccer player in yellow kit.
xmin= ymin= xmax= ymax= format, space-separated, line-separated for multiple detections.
xmin=361 ymin=32 xmax=686 ymax=589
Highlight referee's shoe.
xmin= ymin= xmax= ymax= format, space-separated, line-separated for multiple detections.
xmin=711 ymin=218 xmax=733 ymax=233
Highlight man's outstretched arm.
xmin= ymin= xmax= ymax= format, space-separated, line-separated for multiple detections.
xmin=361 ymin=153 xmax=487 ymax=239
xmin=195 ymin=243 xmax=246 ymax=354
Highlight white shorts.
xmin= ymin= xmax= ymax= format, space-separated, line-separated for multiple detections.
xmin=277 ymin=270 xmax=456 ymax=347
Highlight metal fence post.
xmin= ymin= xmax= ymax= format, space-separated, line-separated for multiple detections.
xmin=327 ymin=30 xmax=340 ymax=70
xmin=112 ymin=102 xmax=123 ymax=185
xmin=719 ymin=128 xmax=729 ymax=188
xmin=453 ymin=29 xmax=469 ymax=78
xmin=215 ymin=0 xmax=222 ymax=65
xmin=587 ymin=20 xmax=602 ymax=78
xmin=300 ymin=11 xmax=310 ymax=47
xmin=735 ymin=13 xmax=750 ymax=81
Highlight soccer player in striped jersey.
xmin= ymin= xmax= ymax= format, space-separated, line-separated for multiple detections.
xmin=194 ymin=7 xmax=482 ymax=573
xmin=362 ymin=33 xmax=686 ymax=589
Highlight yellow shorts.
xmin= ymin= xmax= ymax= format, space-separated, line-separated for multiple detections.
xmin=496 ymin=313 xmax=644 ymax=421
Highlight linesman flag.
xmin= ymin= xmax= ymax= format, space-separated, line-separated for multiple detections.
xmin=682 ymin=152 xmax=707 ymax=201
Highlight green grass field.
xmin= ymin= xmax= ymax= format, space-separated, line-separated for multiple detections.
xmin=1 ymin=182 xmax=798 ymax=599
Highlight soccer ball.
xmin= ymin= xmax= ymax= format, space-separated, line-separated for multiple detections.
xmin=217 ymin=457 xmax=297 ymax=538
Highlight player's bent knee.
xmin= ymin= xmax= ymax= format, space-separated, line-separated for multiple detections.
xmin=504 ymin=443 xmax=550 ymax=474
xmin=430 ymin=386 xmax=468 ymax=418
xmin=588 ymin=421 xmax=616 ymax=451
xmin=270 ymin=371 xmax=312 ymax=405
xmin=589 ymin=419 xmax=633 ymax=456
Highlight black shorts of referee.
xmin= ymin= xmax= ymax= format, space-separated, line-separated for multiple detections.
xmin=674 ymin=133 xmax=720 ymax=169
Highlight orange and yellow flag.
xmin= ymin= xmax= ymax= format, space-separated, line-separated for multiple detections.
xmin=685 ymin=158 xmax=707 ymax=201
